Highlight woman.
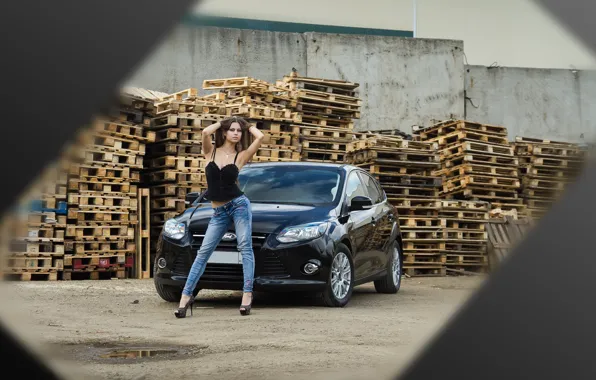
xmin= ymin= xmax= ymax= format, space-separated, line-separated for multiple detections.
xmin=175 ymin=116 xmax=264 ymax=318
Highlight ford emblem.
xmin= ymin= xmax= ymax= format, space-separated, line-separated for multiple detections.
xmin=222 ymin=232 xmax=237 ymax=241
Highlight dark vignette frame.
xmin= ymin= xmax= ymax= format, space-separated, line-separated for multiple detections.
xmin=0 ymin=1 xmax=595 ymax=379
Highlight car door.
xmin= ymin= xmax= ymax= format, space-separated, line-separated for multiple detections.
xmin=343 ymin=170 xmax=377 ymax=281
xmin=358 ymin=172 xmax=395 ymax=273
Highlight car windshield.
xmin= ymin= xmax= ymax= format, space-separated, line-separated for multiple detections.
xmin=239 ymin=166 xmax=343 ymax=205
xmin=200 ymin=165 xmax=343 ymax=206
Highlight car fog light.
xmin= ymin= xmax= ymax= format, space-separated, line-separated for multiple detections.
xmin=303 ymin=262 xmax=319 ymax=275
xmin=157 ymin=258 xmax=167 ymax=269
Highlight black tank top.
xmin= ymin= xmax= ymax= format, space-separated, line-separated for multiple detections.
xmin=204 ymin=147 xmax=244 ymax=202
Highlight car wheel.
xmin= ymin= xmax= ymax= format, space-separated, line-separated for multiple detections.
xmin=374 ymin=240 xmax=402 ymax=294
xmin=320 ymin=243 xmax=355 ymax=307
xmin=154 ymin=278 xmax=182 ymax=302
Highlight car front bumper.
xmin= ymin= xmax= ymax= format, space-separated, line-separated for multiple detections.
xmin=154 ymin=232 xmax=335 ymax=292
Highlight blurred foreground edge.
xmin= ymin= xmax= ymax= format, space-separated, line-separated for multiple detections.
xmin=397 ymin=1 xmax=596 ymax=377
xmin=0 ymin=0 xmax=197 ymax=379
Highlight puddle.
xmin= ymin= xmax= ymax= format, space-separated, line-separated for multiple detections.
xmin=100 ymin=349 xmax=179 ymax=359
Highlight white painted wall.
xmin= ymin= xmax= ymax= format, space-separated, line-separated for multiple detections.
xmin=191 ymin=0 xmax=596 ymax=70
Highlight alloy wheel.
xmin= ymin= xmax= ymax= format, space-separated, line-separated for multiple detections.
xmin=331 ymin=252 xmax=352 ymax=300
xmin=392 ymin=245 xmax=401 ymax=286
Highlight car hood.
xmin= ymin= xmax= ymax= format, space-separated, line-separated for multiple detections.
xmin=186 ymin=202 xmax=336 ymax=234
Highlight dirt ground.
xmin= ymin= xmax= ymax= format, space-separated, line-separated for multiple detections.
xmin=0 ymin=275 xmax=486 ymax=380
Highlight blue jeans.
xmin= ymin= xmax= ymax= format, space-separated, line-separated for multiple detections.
xmin=182 ymin=195 xmax=255 ymax=296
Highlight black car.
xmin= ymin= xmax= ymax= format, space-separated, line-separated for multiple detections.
xmin=153 ymin=162 xmax=403 ymax=307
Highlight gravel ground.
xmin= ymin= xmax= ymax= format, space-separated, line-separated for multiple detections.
xmin=0 ymin=275 xmax=486 ymax=380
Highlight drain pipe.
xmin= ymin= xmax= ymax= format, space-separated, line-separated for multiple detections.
xmin=412 ymin=0 xmax=417 ymax=38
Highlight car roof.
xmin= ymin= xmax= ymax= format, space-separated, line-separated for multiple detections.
xmin=243 ymin=161 xmax=359 ymax=172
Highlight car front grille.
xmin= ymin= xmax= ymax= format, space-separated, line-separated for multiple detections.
xmin=171 ymin=233 xmax=290 ymax=280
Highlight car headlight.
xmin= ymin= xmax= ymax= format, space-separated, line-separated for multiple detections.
xmin=276 ymin=222 xmax=330 ymax=243
xmin=163 ymin=219 xmax=186 ymax=240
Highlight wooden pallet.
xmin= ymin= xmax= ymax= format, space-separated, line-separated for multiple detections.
xmin=298 ymin=114 xmax=354 ymax=129
xmin=68 ymin=241 xmax=136 ymax=255
xmin=78 ymin=133 xmax=146 ymax=155
xmin=81 ymin=149 xmax=144 ymax=169
xmin=514 ymin=136 xmax=582 ymax=147
xmin=203 ymin=77 xmax=273 ymax=91
xmin=399 ymin=217 xmax=444 ymax=228
xmin=414 ymin=120 xmax=508 ymax=139
xmin=360 ymin=164 xmax=430 ymax=176
xmin=301 ymin=151 xmax=345 ymax=162
xmin=147 ymin=143 xmax=204 ymax=158
xmin=347 ymin=138 xmax=437 ymax=153
xmin=442 ymin=153 xmax=519 ymax=168
xmin=65 ymin=225 xmax=135 ymax=240
xmin=432 ymin=130 xmax=510 ymax=147
xmin=146 ymin=170 xmax=207 ymax=185
xmin=2 ymin=271 xmax=59 ymax=281
xmin=67 ymin=208 xmax=136 ymax=224
xmin=64 ymin=254 xmax=126 ymax=269
xmin=149 ymin=184 xmax=205 ymax=199
xmin=90 ymin=119 xmax=155 ymax=143
xmin=68 ymin=179 xmax=137 ymax=195
xmin=135 ymin=188 xmax=151 ymax=279
xmin=435 ymin=163 xmax=519 ymax=179
xmin=147 ymin=156 xmax=206 ymax=171
xmin=443 ymin=175 xmax=520 ymax=191
xmin=4 ymin=253 xmax=64 ymax=271
xmin=226 ymin=104 xmax=295 ymax=121
xmin=384 ymin=186 xmax=440 ymax=199
xmin=250 ymin=122 xmax=300 ymax=136
xmin=346 ymin=149 xmax=440 ymax=166
xmin=440 ymin=141 xmax=514 ymax=158
xmin=301 ymin=140 xmax=349 ymax=152
xmin=404 ymin=267 xmax=447 ymax=277
xmin=68 ymin=193 xmax=136 ymax=209
xmin=62 ymin=268 xmax=126 ymax=280
xmin=443 ymin=186 xmax=521 ymax=201
xmin=262 ymin=132 xmax=298 ymax=147
xmin=150 ymin=198 xmax=187 ymax=212
xmin=376 ymin=174 xmax=442 ymax=188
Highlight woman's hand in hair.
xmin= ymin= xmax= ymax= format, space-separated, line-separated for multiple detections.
xmin=201 ymin=121 xmax=222 ymax=157
xmin=237 ymin=125 xmax=265 ymax=168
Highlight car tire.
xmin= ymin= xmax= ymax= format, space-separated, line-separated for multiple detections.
xmin=154 ymin=280 xmax=183 ymax=302
xmin=320 ymin=243 xmax=355 ymax=307
xmin=374 ymin=240 xmax=402 ymax=294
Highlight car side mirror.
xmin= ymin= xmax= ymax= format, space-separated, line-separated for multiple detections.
xmin=349 ymin=195 xmax=373 ymax=212
xmin=185 ymin=192 xmax=201 ymax=205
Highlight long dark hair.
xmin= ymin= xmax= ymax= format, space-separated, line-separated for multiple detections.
xmin=215 ymin=116 xmax=252 ymax=152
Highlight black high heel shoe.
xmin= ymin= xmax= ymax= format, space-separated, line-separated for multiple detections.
xmin=174 ymin=295 xmax=195 ymax=318
xmin=239 ymin=292 xmax=253 ymax=316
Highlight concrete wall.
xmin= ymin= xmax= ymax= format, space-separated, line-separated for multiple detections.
xmin=125 ymin=26 xmax=465 ymax=131
xmin=193 ymin=0 xmax=596 ymax=70
xmin=125 ymin=26 xmax=307 ymax=91
xmin=306 ymin=33 xmax=464 ymax=131
xmin=465 ymin=65 xmax=596 ymax=143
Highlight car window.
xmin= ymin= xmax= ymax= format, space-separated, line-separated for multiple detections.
xmin=237 ymin=166 xmax=343 ymax=205
xmin=345 ymin=171 xmax=368 ymax=202
xmin=358 ymin=172 xmax=383 ymax=204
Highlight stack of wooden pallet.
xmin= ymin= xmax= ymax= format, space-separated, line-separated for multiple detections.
xmin=0 ymin=161 xmax=69 ymax=281
xmin=440 ymin=200 xmax=490 ymax=274
xmin=514 ymin=136 xmax=586 ymax=219
xmin=202 ymin=77 xmax=302 ymax=162
xmin=414 ymin=120 xmax=526 ymax=217
xmin=63 ymin=116 xmax=149 ymax=280
xmin=138 ymin=89 xmax=223 ymax=246
xmin=345 ymin=135 xmax=445 ymax=276
xmin=277 ymin=72 xmax=361 ymax=163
